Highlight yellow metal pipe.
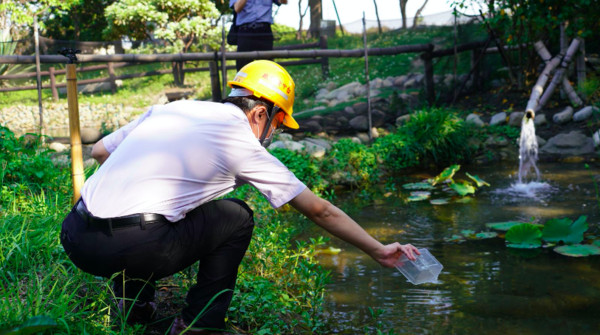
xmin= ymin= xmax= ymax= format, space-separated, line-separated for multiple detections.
xmin=66 ymin=63 xmax=85 ymax=205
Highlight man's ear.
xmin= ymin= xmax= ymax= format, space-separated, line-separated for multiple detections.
xmin=250 ymin=105 xmax=268 ymax=123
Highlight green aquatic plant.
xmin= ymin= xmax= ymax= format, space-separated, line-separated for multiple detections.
xmin=403 ymin=165 xmax=489 ymax=203
xmin=450 ymin=216 xmax=599 ymax=257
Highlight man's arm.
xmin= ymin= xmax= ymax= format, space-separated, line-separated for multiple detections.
xmin=289 ymin=188 xmax=419 ymax=267
xmin=91 ymin=139 xmax=110 ymax=165
xmin=233 ymin=0 xmax=247 ymax=13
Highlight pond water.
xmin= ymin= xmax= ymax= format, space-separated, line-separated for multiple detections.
xmin=311 ymin=161 xmax=600 ymax=334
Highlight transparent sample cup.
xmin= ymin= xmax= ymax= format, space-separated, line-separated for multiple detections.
xmin=395 ymin=248 xmax=443 ymax=285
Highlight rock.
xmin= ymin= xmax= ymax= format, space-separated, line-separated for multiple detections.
xmin=304 ymin=137 xmax=332 ymax=150
xmin=325 ymin=82 xmax=337 ymax=91
xmin=299 ymin=139 xmax=327 ymax=158
xmin=594 ymin=130 xmax=600 ymax=148
xmin=553 ymin=106 xmax=573 ymax=124
xmin=534 ymin=113 xmax=547 ymax=126
xmin=393 ymin=75 xmax=407 ymax=87
xmin=349 ymin=115 xmax=369 ymax=131
xmin=536 ymin=135 xmax=547 ymax=147
xmin=80 ymin=127 xmax=102 ymax=144
xmin=540 ymin=131 xmax=595 ymax=156
xmin=573 ymin=106 xmax=598 ymax=122
xmin=466 ymin=113 xmax=485 ymax=127
xmin=277 ymin=133 xmax=293 ymax=141
xmin=356 ymin=132 xmax=371 ymax=143
xmin=395 ymin=114 xmax=411 ymax=126
xmin=48 ymin=142 xmax=68 ymax=153
xmin=484 ymin=135 xmax=509 ymax=147
xmin=352 ymin=101 xmax=368 ymax=115
xmin=508 ymin=112 xmax=525 ymax=127
xmin=301 ymin=120 xmax=322 ymax=133
xmin=489 ymin=112 xmax=507 ymax=126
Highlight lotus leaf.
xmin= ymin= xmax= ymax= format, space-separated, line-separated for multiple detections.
xmin=449 ymin=180 xmax=476 ymax=196
xmin=454 ymin=196 xmax=473 ymax=203
xmin=461 ymin=229 xmax=476 ymax=236
xmin=505 ymin=223 xmax=542 ymax=249
xmin=554 ymin=244 xmax=600 ymax=257
xmin=475 ymin=232 xmax=498 ymax=239
xmin=402 ymin=182 xmax=435 ymax=190
xmin=431 ymin=164 xmax=460 ymax=185
xmin=445 ymin=234 xmax=465 ymax=243
xmin=466 ymin=172 xmax=490 ymax=187
xmin=486 ymin=221 xmax=529 ymax=231
xmin=542 ymin=215 xmax=588 ymax=244
xmin=594 ymin=240 xmax=600 ymax=247
xmin=408 ymin=191 xmax=430 ymax=201
xmin=430 ymin=198 xmax=450 ymax=205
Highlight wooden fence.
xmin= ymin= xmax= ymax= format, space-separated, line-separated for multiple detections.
xmin=0 ymin=36 xmax=514 ymax=104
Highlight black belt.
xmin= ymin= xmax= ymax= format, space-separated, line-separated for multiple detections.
xmin=238 ymin=22 xmax=271 ymax=31
xmin=76 ymin=201 xmax=167 ymax=232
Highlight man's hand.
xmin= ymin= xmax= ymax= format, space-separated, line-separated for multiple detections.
xmin=372 ymin=243 xmax=420 ymax=268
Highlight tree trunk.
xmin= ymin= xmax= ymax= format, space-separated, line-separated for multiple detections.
xmin=412 ymin=0 xmax=429 ymax=28
xmin=309 ymin=0 xmax=322 ymax=38
xmin=399 ymin=0 xmax=408 ymax=29
xmin=373 ymin=0 xmax=382 ymax=34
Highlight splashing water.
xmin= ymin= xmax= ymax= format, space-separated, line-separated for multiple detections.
xmin=518 ymin=114 xmax=541 ymax=184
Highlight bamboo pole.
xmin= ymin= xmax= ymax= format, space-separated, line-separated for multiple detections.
xmin=533 ymin=40 xmax=582 ymax=106
xmin=537 ymin=38 xmax=582 ymax=111
xmin=60 ymin=48 xmax=86 ymax=205
xmin=221 ymin=17 xmax=227 ymax=97
xmin=525 ymin=50 xmax=563 ymax=116
xmin=33 ymin=16 xmax=44 ymax=137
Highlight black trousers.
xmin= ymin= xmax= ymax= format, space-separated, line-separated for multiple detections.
xmin=236 ymin=24 xmax=274 ymax=71
xmin=60 ymin=198 xmax=255 ymax=329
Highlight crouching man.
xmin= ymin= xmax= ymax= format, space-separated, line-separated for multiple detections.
xmin=60 ymin=60 xmax=419 ymax=334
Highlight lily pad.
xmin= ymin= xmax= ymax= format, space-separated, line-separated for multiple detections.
xmin=431 ymin=165 xmax=460 ymax=186
xmin=444 ymin=234 xmax=466 ymax=243
xmin=474 ymin=232 xmax=498 ymax=239
xmin=430 ymin=198 xmax=450 ymax=205
xmin=408 ymin=191 xmax=430 ymax=201
xmin=554 ymin=244 xmax=600 ymax=257
xmin=486 ymin=221 xmax=529 ymax=231
xmin=505 ymin=223 xmax=542 ymax=249
xmin=449 ymin=180 xmax=476 ymax=196
xmin=542 ymin=215 xmax=588 ymax=244
xmin=402 ymin=182 xmax=435 ymax=190
xmin=466 ymin=172 xmax=490 ymax=187
xmin=594 ymin=240 xmax=600 ymax=247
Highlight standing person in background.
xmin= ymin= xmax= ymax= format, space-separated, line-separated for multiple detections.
xmin=230 ymin=0 xmax=286 ymax=71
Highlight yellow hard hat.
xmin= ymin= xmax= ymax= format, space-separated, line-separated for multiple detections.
xmin=227 ymin=60 xmax=298 ymax=129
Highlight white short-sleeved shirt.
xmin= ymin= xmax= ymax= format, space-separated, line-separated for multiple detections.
xmin=81 ymin=100 xmax=306 ymax=222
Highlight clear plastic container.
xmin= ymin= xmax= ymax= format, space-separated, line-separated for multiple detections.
xmin=395 ymin=248 xmax=443 ymax=285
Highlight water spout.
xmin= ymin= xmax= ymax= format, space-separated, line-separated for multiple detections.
xmin=518 ymin=112 xmax=541 ymax=184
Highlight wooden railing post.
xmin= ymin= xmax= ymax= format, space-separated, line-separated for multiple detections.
xmin=172 ymin=61 xmax=185 ymax=86
xmin=422 ymin=44 xmax=435 ymax=105
xmin=319 ymin=35 xmax=329 ymax=79
xmin=49 ymin=66 xmax=59 ymax=101
xmin=209 ymin=61 xmax=222 ymax=102
xmin=107 ymin=62 xmax=117 ymax=94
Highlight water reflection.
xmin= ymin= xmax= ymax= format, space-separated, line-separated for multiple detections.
xmin=314 ymin=162 xmax=600 ymax=334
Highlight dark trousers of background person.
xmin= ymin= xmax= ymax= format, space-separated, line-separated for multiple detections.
xmin=60 ymin=198 xmax=255 ymax=329
xmin=236 ymin=22 xmax=274 ymax=71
